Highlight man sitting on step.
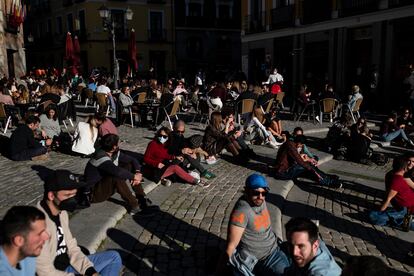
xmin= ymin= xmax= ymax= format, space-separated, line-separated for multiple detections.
xmin=273 ymin=135 xmax=342 ymax=189
xmin=83 ymin=133 xmax=157 ymax=216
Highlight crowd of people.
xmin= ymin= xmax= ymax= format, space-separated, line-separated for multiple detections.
xmin=1 ymin=66 xmax=412 ymax=275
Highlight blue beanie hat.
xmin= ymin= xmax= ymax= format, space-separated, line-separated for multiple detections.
xmin=245 ymin=173 xmax=269 ymax=191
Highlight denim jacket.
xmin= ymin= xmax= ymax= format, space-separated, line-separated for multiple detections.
xmin=285 ymin=240 xmax=342 ymax=276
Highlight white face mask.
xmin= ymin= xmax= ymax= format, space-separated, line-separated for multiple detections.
xmin=158 ymin=136 xmax=168 ymax=144
xmin=297 ymin=147 xmax=303 ymax=153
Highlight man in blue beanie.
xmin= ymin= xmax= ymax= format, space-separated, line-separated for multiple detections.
xmin=216 ymin=173 xmax=289 ymax=275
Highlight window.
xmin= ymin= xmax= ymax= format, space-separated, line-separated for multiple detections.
xmin=149 ymin=11 xmax=164 ymax=41
xmin=188 ymin=3 xmax=202 ymax=17
xmin=67 ymin=13 xmax=73 ymax=33
xmin=218 ymin=4 xmax=231 ymax=18
xmin=46 ymin=19 xmax=52 ymax=34
xmin=37 ymin=22 xmax=44 ymax=38
xmin=149 ymin=11 xmax=163 ymax=30
xmin=111 ymin=9 xmax=126 ymax=39
xmin=78 ymin=10 xmax=86 ymax=35
xmin=56 ymin=16 xmax=63 ymax=34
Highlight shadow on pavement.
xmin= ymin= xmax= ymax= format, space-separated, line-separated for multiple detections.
xmin=295 ymin=180 xmax=380 ymax=211
xmin=31 ymin=165 xmax=55 ymax=182
xmin=107 ymin=210 xmax=225 ymax=274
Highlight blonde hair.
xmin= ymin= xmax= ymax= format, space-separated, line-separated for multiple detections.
xmin=86 ymin=115 xmax=97 ymax=142
xmin=252 ymin=107 xmax=264 ymax=123
xmin=253 ymin=86 xmax=263 ymax=96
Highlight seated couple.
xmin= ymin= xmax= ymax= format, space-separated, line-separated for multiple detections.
xmin=143 ymin=126 xmax=212 ymax=188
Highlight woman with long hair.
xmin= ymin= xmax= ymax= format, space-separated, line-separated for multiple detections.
xmin=72 ymin=115 xmax=98 ymax=156
xmin=143 ymin=127 xmax=209 ymax=187
xmin=39 ymin=105 xmax=61 ymax=139
xmin=244 ymin=106 xmax=281 ymax=148
xmin=202 ymin=111 xmax=244 ymax=164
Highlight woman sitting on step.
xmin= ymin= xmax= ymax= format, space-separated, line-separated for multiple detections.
xmin=143 ymin=127 xmax=209 ymax=188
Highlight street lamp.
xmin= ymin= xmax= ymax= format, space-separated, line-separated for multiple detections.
xmin=98 ymin=5 xmax=133 ymax=89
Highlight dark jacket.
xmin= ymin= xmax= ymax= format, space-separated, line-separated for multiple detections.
xmin=208 ymin=86 xmax=228 ymax=103
xmin=9 ymin=124 xmax=42 ymax=156
xmin=257 ymin=92 xmax=274 ymax=108
xmin=202 ymin=125 xmax=229 ymax=155
xmin=168 ymin=132 xmax=187 ymax=156
xmin=274 ymin=140 xmax=311 ymax=173
xmin=84 ymin=149 xmax=140 ymax=187
xmin=237 ymin=91 xmax=257 ymax=102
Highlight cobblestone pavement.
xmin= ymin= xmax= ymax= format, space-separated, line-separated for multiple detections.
xmin=2 ymin=114 xmax=414 ymax=275
xmin=282 ymin=159 xmax=414 ymax=276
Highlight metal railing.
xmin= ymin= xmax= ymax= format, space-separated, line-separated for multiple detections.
xmin=243 ymin=12 xmax=268 ymax=34
xmin=147 ymin=29 xmax=167 ymax=42
xmin=339 ymin=0 xmax=378 ymax=17
xmin=389 ymin=0 xmax=414 ymax=8
xmin=147 ymin=0 xmax=166 ymax=3
xmin=301 ymin=0 xmax=332 ymax=24
xmin=270 ymin=5 xmax=294 ymax=30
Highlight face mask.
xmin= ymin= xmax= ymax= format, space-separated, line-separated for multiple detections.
xmin=297 ymin=147 xmax=303 ymax=154
xmin=55 ymin=197 xmax=78 ymax=212
xmin=158 ymin=136 xmax=168 ymax=144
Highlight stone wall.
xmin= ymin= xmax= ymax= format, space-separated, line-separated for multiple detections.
xmin=0 ymin=4 xmax=26 ymax=78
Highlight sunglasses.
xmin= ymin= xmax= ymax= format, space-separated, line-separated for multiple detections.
xmin=159 ymin=135 xmax=168 ymax=138
xmin=251 ymin=190 xmax=268 ymax=197
xmin=176 ymin=130 xmax=185 ymax=133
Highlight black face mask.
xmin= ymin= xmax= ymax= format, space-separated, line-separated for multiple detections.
xmin=56 ymin=197 xmax=78 ymax=212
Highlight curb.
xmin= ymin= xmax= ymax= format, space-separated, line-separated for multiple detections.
xmin=70 ymin=180 xmax=160 ymax=253
xmin=272 ymin=152 xmax=333 ymax=240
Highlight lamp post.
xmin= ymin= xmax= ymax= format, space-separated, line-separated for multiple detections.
xmin=98 ymin=5 xmax=133 ymax=89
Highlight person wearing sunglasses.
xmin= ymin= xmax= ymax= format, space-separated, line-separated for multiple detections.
xmin=168 ymin=120 xmax=216 ymax=180
xmin=143 ymin=126 xmax=210 ymax=188
xmin=216 ymin=174 xmax=289 ymax=275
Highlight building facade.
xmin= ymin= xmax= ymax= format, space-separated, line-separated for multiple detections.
xmin=174 ymin=0 xmax=241 ymax=82
xmin=241 ymin=0 xmax=414 ymax=110
xmin=0 ymin=0 xmax=26 ymax=78
xmin=25 ymin=0 xmax=174 ymax=80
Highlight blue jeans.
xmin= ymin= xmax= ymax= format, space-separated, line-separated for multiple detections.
xmin=65 ymin=250 xmax=122 ymax=276
xmin=382 ymin=129 xmax=409 ymax=142
xmin=230 ymin=247 xmax=290 ymax=276
xmin=108 ymin=94 xmax=116 ymax=111
xmin=274 ymin=164 xmax=330 ymax=186
xmin=11 ymin=146 xmax=47 ymax=161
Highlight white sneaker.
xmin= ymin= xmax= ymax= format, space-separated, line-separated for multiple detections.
xmin=161 ymin=179 xmax=172 ymax=187
xmin=315 ymin=116 xmax=320 ymax=123
xmin=206 ymin=157 xmax=218 ymax=165
xmin=268 ymin=141 xmax=279 ymax=149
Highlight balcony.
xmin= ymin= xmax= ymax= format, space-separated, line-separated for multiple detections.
xmin=62 ymin=0 xmax=73 ymax=7
xmin=389 ymin=0 xmax=414 ymax=8
xmin=243 ymin=12 xmax=268 ymax=34
xmin=270 ymin=5 xmax=294 ymax=30
xmin=185 ymin=16 xmax=211 ymax=28
xmin=5 ymin=15 xmax=21 ymax=34
xmin=302 ymin=0 xmax=331 ymax=24
xmin=147 ymin=0 xmax=166 ymax=3
xmin=148 ymin=29 xmax=167 ymax=42
xmin=339 ymin=0 xmax=378 ymax=17
xmin=215 ymin=17 xmax=239 ymax=29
